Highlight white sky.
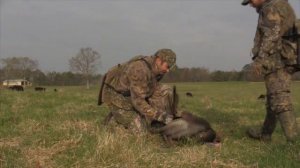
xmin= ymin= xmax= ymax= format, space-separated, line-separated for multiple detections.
xmin=1 ymin=0 xmax=300 ymax=73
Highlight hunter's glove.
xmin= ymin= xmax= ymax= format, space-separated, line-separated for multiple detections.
xmin=154 ymin=111 xmax=173 ymax=124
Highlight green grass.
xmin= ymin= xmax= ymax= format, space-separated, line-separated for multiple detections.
xmin=0 ymin=82 xmax=299 ymax=168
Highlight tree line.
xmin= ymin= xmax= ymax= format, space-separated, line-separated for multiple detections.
xmin=163 ymin=65 xmax=300 ymax=82
xmin=1 ymin=48 xmax=300 ymax=87
xmin=0 ymin=48 xmax=101 ymax=88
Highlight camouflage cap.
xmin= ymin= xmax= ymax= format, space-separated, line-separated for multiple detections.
xmin=154 ymin=49 xmax=176 ymax=69
xmin=241 ymin=0 xmax=250 ymax=6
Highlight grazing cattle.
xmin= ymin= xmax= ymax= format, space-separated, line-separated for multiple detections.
xmin=54 ymin=88 xmax=57 ymax=92
xmin=186 ymin=92 xmax=193 ymax=97
xmin=8 ymin=85 xmax=24 ymax=91
xmin=35 ymin=87 xmax=46 ymax=91
xmin=257 ymin=94 xmax=266 ymax=100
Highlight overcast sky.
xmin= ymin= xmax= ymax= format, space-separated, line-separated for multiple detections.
xmin=1 ymin=0 xmax=300 ymax=73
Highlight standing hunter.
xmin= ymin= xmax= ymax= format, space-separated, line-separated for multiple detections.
xmin=98 ymin=49 xmax=177 ymax=133
xmin=242 ymin=0 xmax=299 ymax=142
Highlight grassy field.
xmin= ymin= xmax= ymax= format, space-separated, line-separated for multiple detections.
xmin=0 ymin=82 xmax=300 ymax=168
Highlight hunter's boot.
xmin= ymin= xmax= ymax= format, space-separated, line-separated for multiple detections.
xmin=278 ymin=111 xmax=298 ymax=143
xmin=247 ymin=106 xmax=275 ymax=142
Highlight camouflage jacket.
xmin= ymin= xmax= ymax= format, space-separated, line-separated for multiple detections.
xmin=103 ymin=56 xmax=162 ymax=119
xmin=252 ymin=0 xmax=297 ymax=74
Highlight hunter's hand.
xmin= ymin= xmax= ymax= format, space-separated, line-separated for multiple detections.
xmin=154 ymin=111 xmax=173 ymax=124
xmin=250 ymin=62 xmax=263 ymax=76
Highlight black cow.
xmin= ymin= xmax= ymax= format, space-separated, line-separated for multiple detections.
xmin=8 ymin=85 xmax=24 ymax=91
xmin=35 ymin=87 xmax=46 ymax=91
xmin=186 ymin=92 xmax=193 ymax=97
xmin=257 ymin=94 xmax=266 ymax=100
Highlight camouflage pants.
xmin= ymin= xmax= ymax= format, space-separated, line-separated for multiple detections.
xmin=102 ymin=84 xmax=175 ymax=133
xmin=262 ymin=69 xmax=298 ymax=141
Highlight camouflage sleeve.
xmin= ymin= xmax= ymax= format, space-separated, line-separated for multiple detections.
xmin=252 ymin=28 xmax=261 ymax=60
xmin=255 ymin=7 xmax=281 ymax=64
xmin=127 ymin=61 xmax=157 ymax=120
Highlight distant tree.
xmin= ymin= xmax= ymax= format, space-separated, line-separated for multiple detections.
xmin=46 ymin=71 xmax=58 ymax=85
xmin=0 ymin=68 xmax=5 ymax=82
xmin=69 ymin=48 xmax=101 ymax=89
xmin=163 ymin=66 xmax=211 ymax=82
xmin=1 ymin=57 xmax=38 ymax=80
xmin=190 ymin=67 xmax=211 ymax=82
xmin=241 ymin=64 xmax=263 ymax=81
xmin=211 ymin=70 xmax=227 ymax=81
xmin=31 ymin=69 xmax=47 ymax=85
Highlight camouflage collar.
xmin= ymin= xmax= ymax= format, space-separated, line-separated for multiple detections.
xmin=139 ymin=55 xmax=158 ymax=72
xmin=150 ymin=56 xmax=160 ymax=74
xmin=146 ymin=55 xmax=156 ymax=68
xmin=258 ymin=0 xmax=278 ymax=12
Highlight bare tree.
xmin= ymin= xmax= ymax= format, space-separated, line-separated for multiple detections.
xmin=1 ymin=57 xmax=38 ymax=80
xmin=69 ymin=47 xmax=101 ymax=89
